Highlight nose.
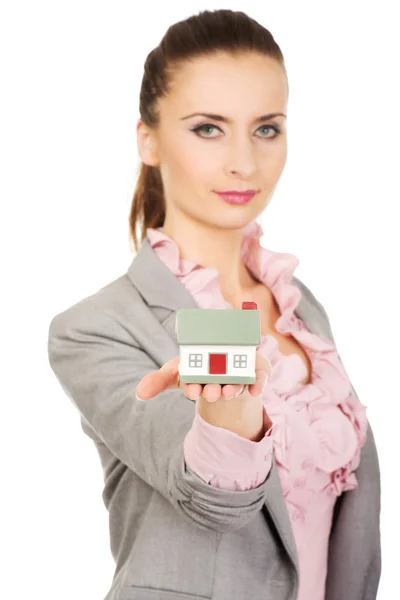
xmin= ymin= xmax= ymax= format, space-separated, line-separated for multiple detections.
xmin=224 ymin=135 xmax=258 ymax=178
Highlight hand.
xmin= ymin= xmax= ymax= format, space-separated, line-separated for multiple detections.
xmin=135 ymin=350 xmax=273 ymax=440
xmin=135 ymin=349 xmax=272 ymax=403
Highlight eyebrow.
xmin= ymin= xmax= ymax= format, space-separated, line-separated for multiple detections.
xmin=180 ymin=112 xmax=287 ymax=123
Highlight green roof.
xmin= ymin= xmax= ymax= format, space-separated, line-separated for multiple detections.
xmin=176 ymin=308 xmax=260 ymax=345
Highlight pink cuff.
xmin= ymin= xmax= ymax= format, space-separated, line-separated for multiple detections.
xmin=183 ymin=401 xmax=274 ymax=491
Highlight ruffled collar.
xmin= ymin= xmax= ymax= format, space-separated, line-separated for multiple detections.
xmin=146 ymin=220 xmax=302 ymax=331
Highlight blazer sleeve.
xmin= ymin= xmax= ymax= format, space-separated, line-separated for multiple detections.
xmin=47 ymin=302 xmax=272 ymax=533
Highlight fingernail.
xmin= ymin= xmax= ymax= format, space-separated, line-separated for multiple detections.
xmin=258 ymin=380 xmax=268 ymax=395
xmin=135 ymin=391 xmax=145 ymax=402
xmin=233 ymin=384 xmax=247 ymax=398
xmin=251 ymin=379 xmax=268 ymax=398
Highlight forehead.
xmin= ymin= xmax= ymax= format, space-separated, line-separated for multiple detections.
xmin=163 ymin=52 xmax=287 ymax=114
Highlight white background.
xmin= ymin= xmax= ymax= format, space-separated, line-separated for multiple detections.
xmin=1 ymin=1 xmax=398 ymax=598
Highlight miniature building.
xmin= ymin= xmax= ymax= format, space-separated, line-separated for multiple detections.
xmin=175 ymin=301 xmax=260 ymax=385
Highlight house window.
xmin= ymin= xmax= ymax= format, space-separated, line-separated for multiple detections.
xmin=189 ymin=353 xmax=202 ymax=367
xmin=233 ymin=354 xmax=247 ymax=368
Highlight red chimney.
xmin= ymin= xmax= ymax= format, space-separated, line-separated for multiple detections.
xmin=241 ymin=301 xmax=258 ymax=310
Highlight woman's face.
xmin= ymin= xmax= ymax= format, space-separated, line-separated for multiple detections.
xmin=138 ymin=51 xmax=288 ymax=231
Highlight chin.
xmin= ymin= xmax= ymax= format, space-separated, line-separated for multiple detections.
xmin=214 ymin=214 xmax=256 ymax=232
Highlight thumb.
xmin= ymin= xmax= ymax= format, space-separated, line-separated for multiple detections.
xmin=136 ymin=356 xmax=180 ymax=401
xmin=249 ymin=355 xmax=273 ymax=397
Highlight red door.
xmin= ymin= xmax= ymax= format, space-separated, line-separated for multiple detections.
xmin=209 ymin=353 xmax=227 ymax=374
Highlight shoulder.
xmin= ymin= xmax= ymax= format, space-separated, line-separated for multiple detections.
xmin=291 ymin=274 xmax=336 ymax=346
xmin=292 ymin=275 xmax=325 ymax=313
xmin=48 ymin=272 xmax=145 ymax=340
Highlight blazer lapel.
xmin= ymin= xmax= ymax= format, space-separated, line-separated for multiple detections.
xmin=127 ymin=238 xmax=198 ymax=365
xmin=128 ymin=237 xmax=199 ymax=312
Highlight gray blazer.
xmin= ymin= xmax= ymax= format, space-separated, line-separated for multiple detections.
xmin=48 ymin=237 xmax=381 ymax=600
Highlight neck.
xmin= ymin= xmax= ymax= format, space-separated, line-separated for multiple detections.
xmin=160 ymin=214 xmax=260 ymax=305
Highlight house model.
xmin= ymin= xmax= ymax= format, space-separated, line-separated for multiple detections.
xmin=175 ymin=301 xmax=260 ymax=385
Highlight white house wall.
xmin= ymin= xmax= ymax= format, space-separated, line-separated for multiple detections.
xmin=179 ymin=344 xmax=256 ymax=377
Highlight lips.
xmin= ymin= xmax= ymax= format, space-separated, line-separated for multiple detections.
xmin=215 ymin=191 xmax=257 ymax=204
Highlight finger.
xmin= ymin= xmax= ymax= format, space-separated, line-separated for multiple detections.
xmin=136 ymin=356 xmax=180 ymax=401
xmin=248 ymin=355 xmax=272 ymax=397
xmin=202 ymin=383 xmax=222 ymax=403
xmin=221 ymin=383 xmax=246 ymax=399
xmin=184 ymin=382 xmax=203 ymax=401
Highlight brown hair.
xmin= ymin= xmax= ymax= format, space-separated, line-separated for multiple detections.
xmin=129 ymin=9 xmax=288 ymax=253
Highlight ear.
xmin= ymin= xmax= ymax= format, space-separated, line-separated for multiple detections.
xmin=136 ymin=119 xmax=159 ymax=166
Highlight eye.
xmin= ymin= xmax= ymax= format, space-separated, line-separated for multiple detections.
xmin=258 ymin=125 xmax=281 ymax=138
xmin=191 ymin=124 xmax=220 ymax=137
xmin=191 ymin=123 xmax=282 ymax=139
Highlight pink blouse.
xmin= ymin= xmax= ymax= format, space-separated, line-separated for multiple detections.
xmin=146 ymin=220 xmax=368 ymax=600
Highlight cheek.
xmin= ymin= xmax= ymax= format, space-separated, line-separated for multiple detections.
xmin=172 ymin=145 xmax=216 ymax=185
xmin=261 ymin=143 xmax=287 ymax=178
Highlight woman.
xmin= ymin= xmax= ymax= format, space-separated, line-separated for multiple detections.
xmin=48 ymin=9 xmax=381 ymax=600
